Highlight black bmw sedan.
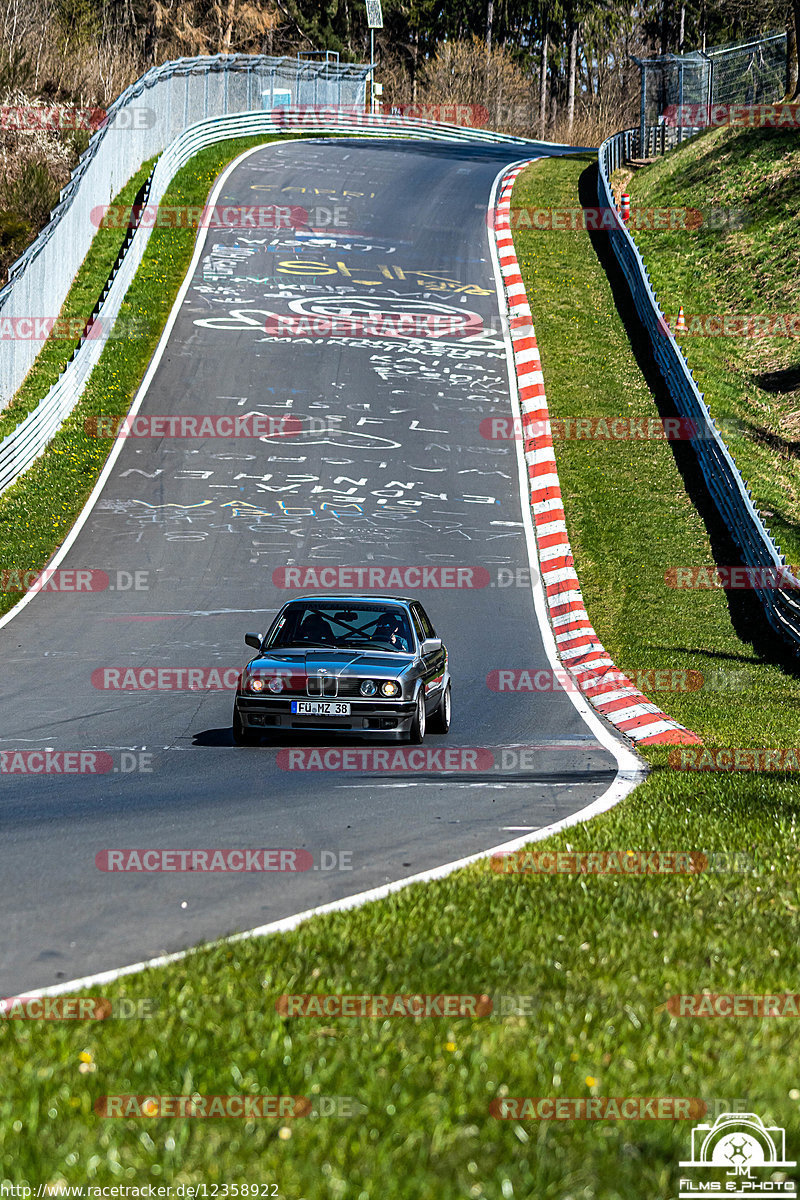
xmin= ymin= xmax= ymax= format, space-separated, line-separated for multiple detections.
xmin=232 ymin=595 xmax=450 ymax=745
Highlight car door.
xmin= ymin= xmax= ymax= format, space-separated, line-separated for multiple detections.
xmin=410 ymin=602 xmax=446 ymax=711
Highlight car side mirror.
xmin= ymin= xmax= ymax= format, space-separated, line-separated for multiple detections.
xmin=421 ymin=637 xmax=442 ymax=655
xmin=245 ymin=632 xmax=262 ymax=650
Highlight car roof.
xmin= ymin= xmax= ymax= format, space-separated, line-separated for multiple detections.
xmin=278 ymin=595 xmax=417 ymax=606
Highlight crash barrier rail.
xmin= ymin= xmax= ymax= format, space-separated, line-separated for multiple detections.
xmin=598 ymin=128 xmax=800 ymax=653
xmin=0 ymin=106 xmax=537 ymax=495
xmin=0 ymin=52 xmax=373 ymax=403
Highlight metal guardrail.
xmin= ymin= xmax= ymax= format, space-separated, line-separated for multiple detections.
xmin=598 ymin=128 xmax=800 ymax=652
xmin=0 ymin=108 xmax=537 ymax=496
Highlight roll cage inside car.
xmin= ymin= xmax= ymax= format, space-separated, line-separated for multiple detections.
xmin=265 ymin=601 xmax=417 ymax=654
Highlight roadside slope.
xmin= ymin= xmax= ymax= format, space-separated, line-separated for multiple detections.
xmin=511 ymin=152 xmax=800 ymax=749
xmin=616 ymin=125 xmax=800 ymax=571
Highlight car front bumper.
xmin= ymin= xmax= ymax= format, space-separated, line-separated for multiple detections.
xmin=235 ymin=695 xmax=417 ymax=739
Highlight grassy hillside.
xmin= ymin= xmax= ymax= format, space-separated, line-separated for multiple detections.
xmin=614 ymin=124 xmax=800 ymax=568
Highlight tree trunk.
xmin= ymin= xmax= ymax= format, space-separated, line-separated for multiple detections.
xmin=567 ymin=22 xmax=578 ymax=132
xmin=484 ymin=0 xmax=494 ymax=113
xmin=222 ymin=0 xmax=236 ymax=54
xmin=660 ymin=0 xmax=669 ymax=55
xmin=412 ymin=31 xmax=418 ymax=104
xmin=678 ymin=2 xmax=685 ymax=52
xmin=144 ymin=5 xmax=158 ymax=64
xmin=787 ymin=9 xmax=798 ymax=99
xmin=539 ymin=29 xmax=548 ymax=136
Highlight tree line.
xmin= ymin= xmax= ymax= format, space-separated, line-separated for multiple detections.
xmin=0 ymin=0 xmax=797 ymax=272
xmin=0 ymin=0 xmax=797 ymax=122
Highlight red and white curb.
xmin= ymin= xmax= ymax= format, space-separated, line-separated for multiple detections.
xmin=492 ymin=163 xmax=700 ymax=747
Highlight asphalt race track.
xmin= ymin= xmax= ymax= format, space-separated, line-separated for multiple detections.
xmin=0 ymin=137 xmax=625 ymax=996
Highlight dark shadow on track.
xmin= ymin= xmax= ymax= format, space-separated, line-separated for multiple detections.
xmin=320 ymin=137 xmax=598 ymax=162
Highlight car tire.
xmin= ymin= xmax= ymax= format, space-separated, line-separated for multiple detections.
xmin=232 ymin=705 xmax=259 ymax=746
xmin=428 ymin=682 xmax=451 ymax=734
xmin=408 ymin=691 xmax=427 ymax=744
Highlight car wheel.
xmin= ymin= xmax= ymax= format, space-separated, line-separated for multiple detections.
xmin=408 ymin=691 xmax=426 ymax=744
xmin=232 ymin=705 xmax=259 ymax=746
xmin=428 ymin=682 xmax=451 ymax=734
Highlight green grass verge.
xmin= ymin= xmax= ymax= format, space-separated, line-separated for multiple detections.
xmin=4 ymin=152 xmax=800 ymax=1197
xmin=2 ymin=794 xmax=800 ymax=1198
xmin=0 ymin=133 xmax=307 ymax=619
xmin=615 ymin=124 xmax=800 ymax=569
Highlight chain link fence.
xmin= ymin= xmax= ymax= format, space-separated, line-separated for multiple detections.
xmin=0 ymin=53 xmax=371 ymax=405
xmin=632 ymin=31 xmax=787 ymax=156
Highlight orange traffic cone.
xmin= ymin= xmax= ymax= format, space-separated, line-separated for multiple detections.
xmin=620 ymin=192 xmax=630 ymax=222
xmin=675 ymin=306 xmax=687 ymax=334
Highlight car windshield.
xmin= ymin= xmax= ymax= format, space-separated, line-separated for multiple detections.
xmin=267 ymin=604 xmax=414 ymax=653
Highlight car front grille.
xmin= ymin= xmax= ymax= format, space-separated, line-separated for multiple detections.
xmin=307 ymin=673 xmax=338 ymax=697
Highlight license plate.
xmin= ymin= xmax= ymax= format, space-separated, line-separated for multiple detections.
xmin=291 ymin=701 xmax=351 ymax=716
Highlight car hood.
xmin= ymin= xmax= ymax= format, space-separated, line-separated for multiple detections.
xmin=247 ymin=649 xmax=414 ymax=678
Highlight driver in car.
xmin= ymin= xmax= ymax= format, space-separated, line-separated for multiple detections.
xmin=374 ymin=613 xmax=411 ymax=652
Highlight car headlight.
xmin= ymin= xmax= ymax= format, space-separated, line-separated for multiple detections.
xmin=381 ymin=681 xmax=401 ymax=697
xmin=268 ymin=677 xmax=284 ymax=693
xmin=360 ymin=680 xmax=377 ymax=697
xmin=249 ymin=677 xmax=265 ymax=693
